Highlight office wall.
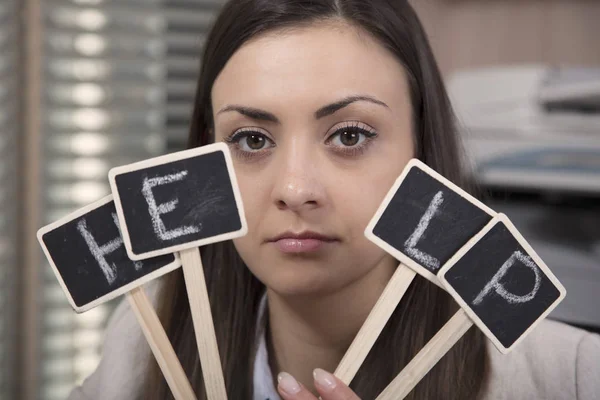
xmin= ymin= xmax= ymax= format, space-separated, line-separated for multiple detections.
xmin=410 ymin=0 xmax=600 ymax=75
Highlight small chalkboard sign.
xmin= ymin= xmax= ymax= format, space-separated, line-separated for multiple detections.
xmin=108 ymin=142 xmax=246 ymax=400
xmin=37 ymin=195 xmax=196 ymax=399
xmin=109 ymin=142 xmax=247 ymax=261
xmin=438 ymin=213 xmax=566 ymax=353
xmin=365 ymin=159 xmax=496 ymax=284
xmin=37 ymin=195 xmax=180 ymax=312
xmin=336 ymin=158 xmax=498 ymax=385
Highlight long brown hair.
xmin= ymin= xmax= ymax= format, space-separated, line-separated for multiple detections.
xmin=146 ymin=1 xmax=489 ymax=399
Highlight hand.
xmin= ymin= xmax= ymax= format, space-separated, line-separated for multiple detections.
xmin=277 ymin=368 xmax=361 ymax=400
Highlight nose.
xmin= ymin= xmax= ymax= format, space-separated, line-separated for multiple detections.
xmin=271 ymin=142 xmax=325 ymax=213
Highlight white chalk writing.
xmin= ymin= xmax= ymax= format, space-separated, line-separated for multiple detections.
xmin=141 ymin=170 xmax=201 ymax=241
xmin=473 ymin=250 xmax=541 ymax=305
xmin=111 ymin=213 xmax=142 ymax=271
xmin=404 ymin=191 xmax=443 ymax=270
xmin=77 ymin=218 xmax=121 ymax=284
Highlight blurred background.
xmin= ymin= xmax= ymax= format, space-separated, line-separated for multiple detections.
xmin=2 ymin=0 xmax=599 ymax=398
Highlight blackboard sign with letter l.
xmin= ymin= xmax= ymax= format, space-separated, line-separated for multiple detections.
xmin=336 ymin=158 xmax=496 ymax=386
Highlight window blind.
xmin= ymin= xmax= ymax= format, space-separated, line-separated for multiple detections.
xmin=0 ymin=0 xmax=19 ymax=398
xmin=165 ymin=0 xmax=224 ymax=152
xmin=19 ymin=1 xmax=225 ymax=398
xmin=37 ymin=0 xmax=167 ymax=398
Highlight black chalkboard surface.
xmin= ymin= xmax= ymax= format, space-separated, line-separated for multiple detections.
xmin=109 ymin=142 xmax=248 ymax=260
xmin=438 ymin=214 xmax=566 ymax=353
xmin=37 ymin=195 xmax=180 ymax=312
xmin=365 ymin=159 xmax=496 ymax=284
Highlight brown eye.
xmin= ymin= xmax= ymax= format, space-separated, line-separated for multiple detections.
xmin=224 ymin=130 xmax=275 ymax=154
xmin=325 ymin=123 xmax=378 ymax=156
xmin=339 ymin=130 xmax=360 ymax=146
xmin=246 ymin=134 xmax=266 ymax=150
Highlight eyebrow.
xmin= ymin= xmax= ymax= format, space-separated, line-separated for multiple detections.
xmin=216 ymin=95 xmax=389 ymax=123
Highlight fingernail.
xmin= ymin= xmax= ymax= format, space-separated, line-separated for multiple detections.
xmin=313 ymin=368 xmax=337 ymax=392
xmin=278 ymin=372 xmax=301 ymax=394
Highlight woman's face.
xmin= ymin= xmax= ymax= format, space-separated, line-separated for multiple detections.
xmin=211 ymin=22 xmax=414 ymax=296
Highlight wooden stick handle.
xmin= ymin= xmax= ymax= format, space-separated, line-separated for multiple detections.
xmin=127 ymin=287 xmax=197 ymax=400
xmin=335 ymin=264 xmax=416 ymax=385
xmin=375 ymin=309 xmax=473 ymax=400
xmin=180 ymin=247 xmax=228 ymax=400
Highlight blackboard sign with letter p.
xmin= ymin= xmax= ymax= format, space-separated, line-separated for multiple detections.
xmin=438 ymin=213 xmax=566 ymax=353
xmin=376 ymin=213 xmax=567 ymax=400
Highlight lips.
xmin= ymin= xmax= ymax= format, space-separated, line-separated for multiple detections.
xmin=268 ymin=231 xmax=338 ymax=242
xmin=267 ymin=231 xmax=339 ymax=253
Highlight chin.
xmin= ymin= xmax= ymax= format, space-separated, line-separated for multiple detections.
xmin=253 ymin=259 xmax=363 ymax=298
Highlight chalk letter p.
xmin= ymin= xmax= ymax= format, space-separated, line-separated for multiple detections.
xmin=473 ymin=250 xmax=541 ymax=305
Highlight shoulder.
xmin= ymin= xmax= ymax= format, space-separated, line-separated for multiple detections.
xmin=67 ymin=279 xmax=165 ymax=400
xmin=481 ymin=319 xmax=600 ymax=400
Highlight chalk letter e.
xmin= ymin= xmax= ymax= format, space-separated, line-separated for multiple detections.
xmin=141 ymin=170 xmax=201 ymax=241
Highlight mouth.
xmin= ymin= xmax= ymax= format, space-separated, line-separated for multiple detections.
xmin=267 ymin=231 xmax=339 ymax=254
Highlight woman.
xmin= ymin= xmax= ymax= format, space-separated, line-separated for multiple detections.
xmin=68 ymin=1 xmax=600 ymax=399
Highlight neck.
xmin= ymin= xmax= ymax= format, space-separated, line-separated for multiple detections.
xmin=265 ymin=256 xmax=396 ymax=394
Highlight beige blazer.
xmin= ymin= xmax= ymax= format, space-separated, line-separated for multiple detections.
xmin=68 ymin=282 xmax=600 ymax=400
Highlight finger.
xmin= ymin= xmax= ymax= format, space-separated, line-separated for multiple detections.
xmin=277 ymin=372 xmax=318 ymax=400
xmin=313 ymin=368 xmax=361 ymax=400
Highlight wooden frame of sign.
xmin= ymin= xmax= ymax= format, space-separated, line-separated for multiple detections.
xmin=438 ymin=213 xmax=566 ymax=353
xmin=109 ymin=142 xmax=248 ymax=400
xmin=364 ymin=159 xmax=496 ymax=285
xmin=335 ymin=158 xmax=496 ymax=384
xmin=375 ymin=214 xmax=566 ymax=400
xmin=109 ymin=142 xmax=247 ymax=261
xmin=38 ymin=195 xmax=181 ymax=312
xmin=37 ymin=195 xmax=196 ymax=400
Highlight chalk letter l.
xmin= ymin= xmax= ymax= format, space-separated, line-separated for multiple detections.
xmin=404 ymin=191 xmax=443 ymax=271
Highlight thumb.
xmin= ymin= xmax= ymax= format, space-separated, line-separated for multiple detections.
xmin=313 ymin=368 xmax=361 ymax=400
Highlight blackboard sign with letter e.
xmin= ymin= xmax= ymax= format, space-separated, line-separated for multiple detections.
xmin=375 ymin=214 xmax=566 ymax=400
xmin=37 ymin=195 xmax=196 ymax=400
xmin=335 ymin=159 xmax=496 ymax=385
xmin=108 ymin=142 xmax=247 ymax=400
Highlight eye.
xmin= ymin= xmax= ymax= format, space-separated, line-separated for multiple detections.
xmin=326 ymin=122 xmax=378 ymax=152
xmin=224 ymin=129 xmax=274 ymax=153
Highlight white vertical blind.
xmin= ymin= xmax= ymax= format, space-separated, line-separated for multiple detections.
xmin=165 ymin=0 xmax=224 ymax=152
xmin=15 ymin=0 xmax=226 ymax=398
xmin=38 ymin=0 xmax=167 ymax=398
xmin=0 ymin=0 xmax=19 ymax=398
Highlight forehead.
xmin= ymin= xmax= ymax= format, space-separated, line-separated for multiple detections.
xmin=211 ymin=21 xmax=410 ymax=112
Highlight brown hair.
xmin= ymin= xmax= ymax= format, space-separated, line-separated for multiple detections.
xmin=145 ymin=0 xmax=489 ymax=398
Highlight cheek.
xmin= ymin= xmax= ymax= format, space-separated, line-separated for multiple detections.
xmin=231 ymin=171 xmax=269 ymax=271
xmin=342 ymin=172 xmax=400 ymax=230
xmin=236 ymin=168 xmax=269 ymax=225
